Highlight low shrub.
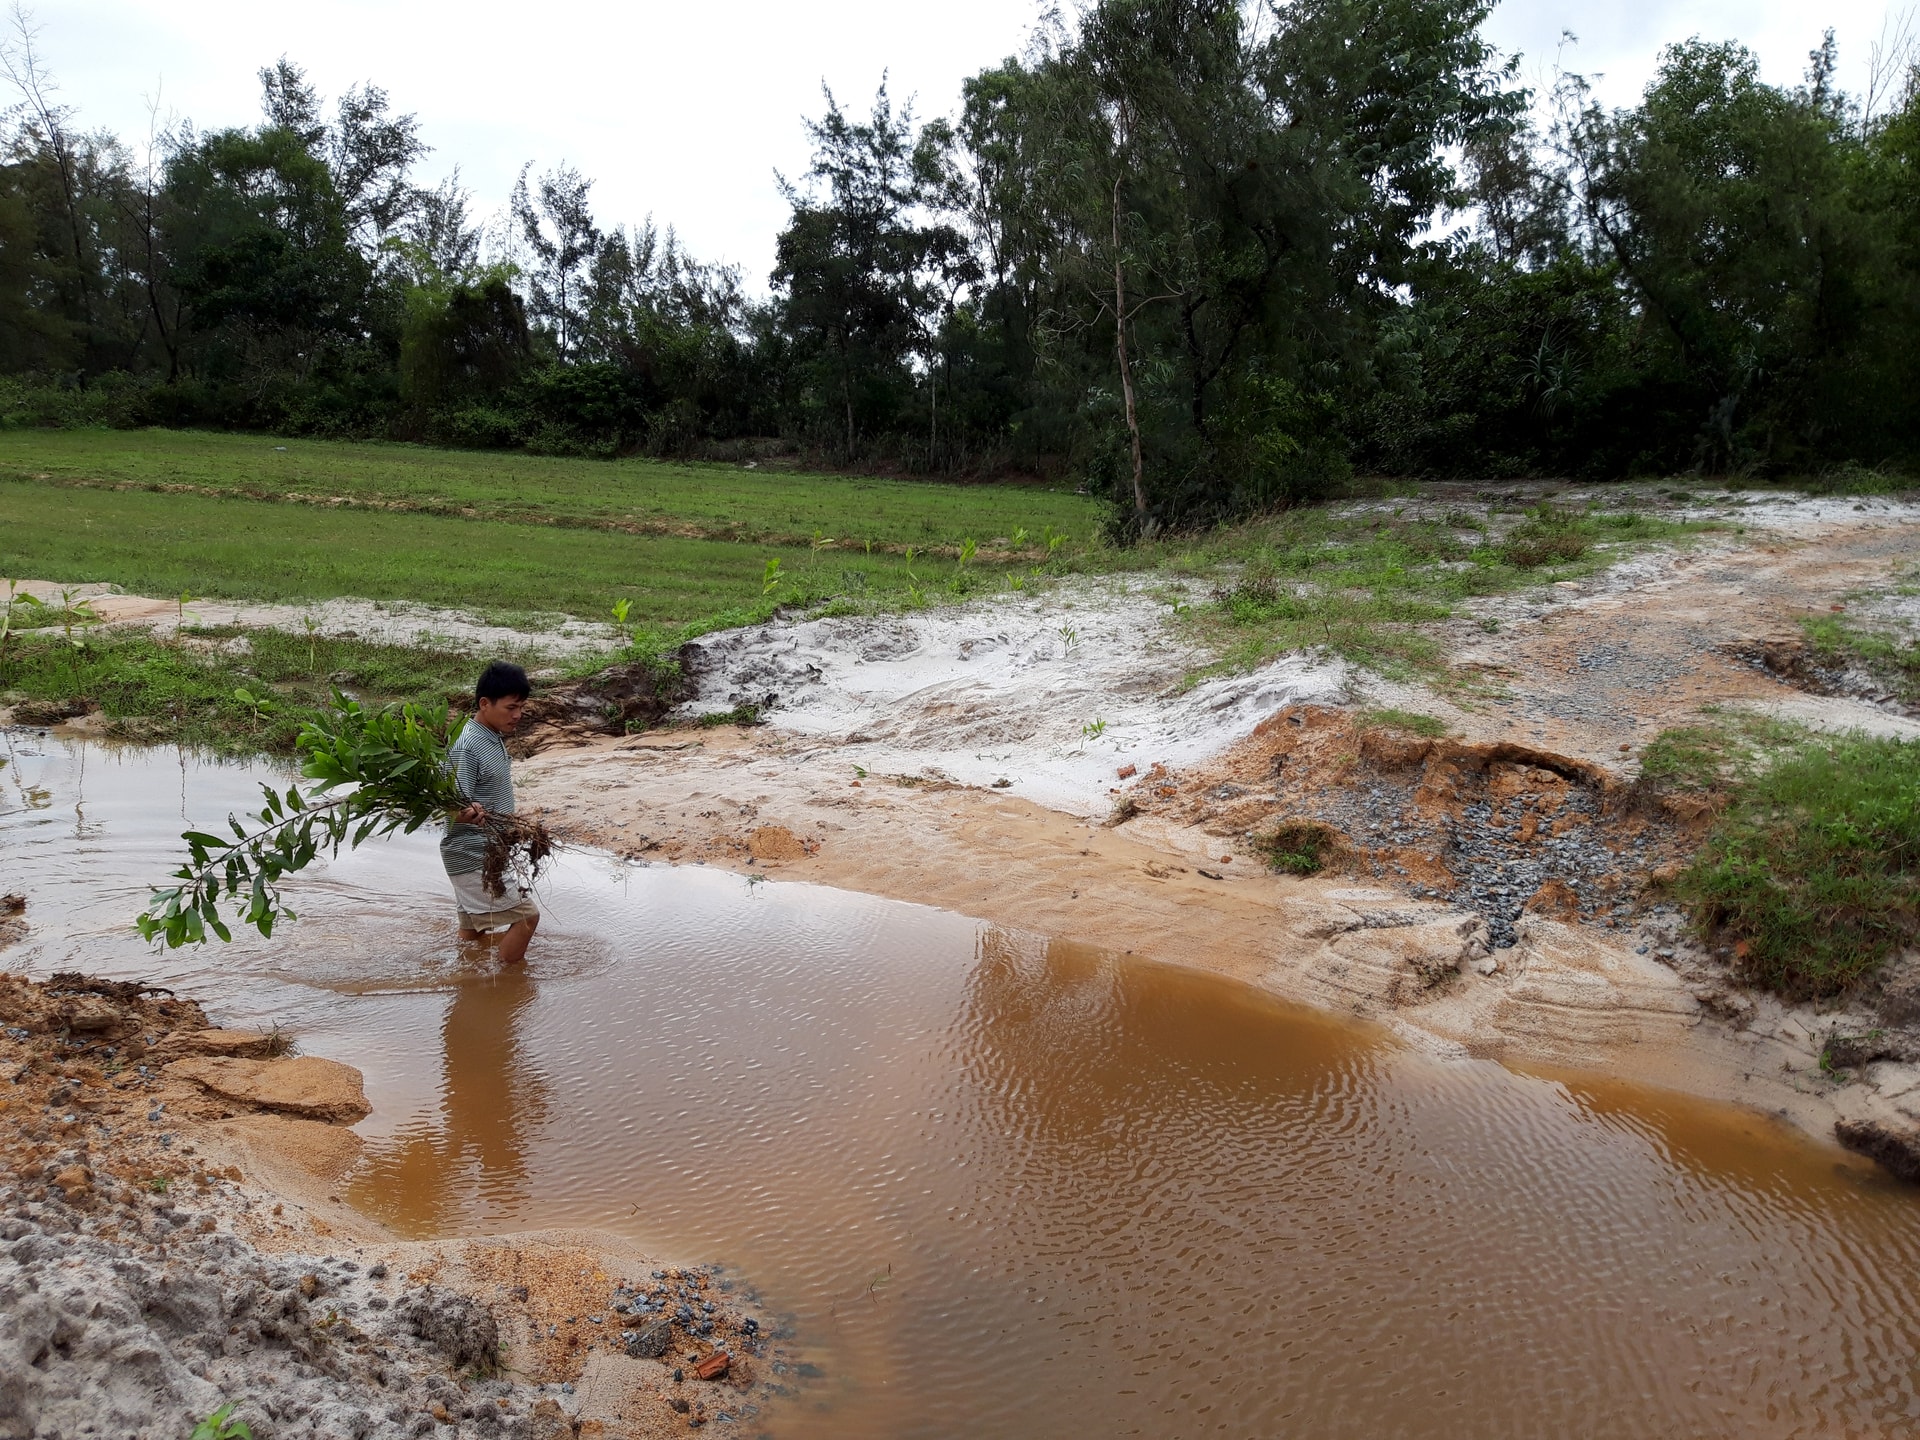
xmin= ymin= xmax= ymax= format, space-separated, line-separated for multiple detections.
xmin=1501 ymin=526 xmax=1588 ymax=568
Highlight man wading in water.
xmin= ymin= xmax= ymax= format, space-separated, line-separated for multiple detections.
xmin=443 ymin=661 xmax=541 ymax=964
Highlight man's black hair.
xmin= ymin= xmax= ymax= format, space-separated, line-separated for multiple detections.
xmin=475 ymin=660 xmax=531 ymax=703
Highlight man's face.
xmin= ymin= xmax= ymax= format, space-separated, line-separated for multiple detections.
xmin=477 ymin=694 xmax=527 ymax=734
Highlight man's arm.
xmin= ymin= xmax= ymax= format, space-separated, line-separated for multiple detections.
xmin=451 ymin=741 xmax=485 ymax=826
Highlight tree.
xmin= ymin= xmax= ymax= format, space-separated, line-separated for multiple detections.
xmin=164 ymin=124 xmax=366 ymax=383
xmin=511 ymin=163 xmax=600 ymax=360
xmin=328 ymin=80 xmax=427 ymax=255
xmin=403 ymin=170 xmax=481 ymax=282
xmin=960 ymin=0 xmax=1519 ymax=527
xmin=258 ymin=56 xmax=326 ymax=148
xmin=772 ymin=81 xmax=954 ymax=458
xmin=1 ymin=3 xmax=95 ymax=343
xmin=400 ymin=269 xmax=531 ymax=408
xmin=1571 ymin=39 xmax=1890 ymax=468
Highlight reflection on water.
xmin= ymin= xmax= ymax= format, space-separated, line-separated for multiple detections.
xmin=372 ymin=960 xmax=548 ymax=1234
xmin=6 ymin=732 xmax=1920 ymax=1439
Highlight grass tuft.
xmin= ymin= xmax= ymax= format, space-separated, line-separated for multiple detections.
xmin=1501 ymin=528 xmax=1588 ymax=569
xmin=695 ymin=704 xmax=764 ymax=728
xmin=1361 ymin=707 xmax=1449 ymax=739
xmin=1800 ymin=613 xmax=1920 ymax=703
xmin=1259 ymin=819 xmax=1339 ymax=876
xmin=1676 ymin=731 xmax=1920 ymax=998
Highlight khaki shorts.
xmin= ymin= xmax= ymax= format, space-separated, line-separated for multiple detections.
xmin=449 ymin=870 xmax=540 ymax=932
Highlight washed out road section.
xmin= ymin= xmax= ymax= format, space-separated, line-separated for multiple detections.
xmin=4 ymin=735 xmax=1919 ymax=1438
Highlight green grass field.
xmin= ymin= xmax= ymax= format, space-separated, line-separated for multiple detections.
xmin=0 ymin=431 xmax=1104 ymax=750
xmin=1 ymin=476 xmax=1005 ymax=627
xmin=0 ymin=431 xmax=1104 ymax=631
xmin=0 ymin=428 xmax=1094 ymax=551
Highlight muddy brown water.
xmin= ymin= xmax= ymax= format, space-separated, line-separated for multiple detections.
xmin=6 ymin=732 xmax=1920 ymax=1438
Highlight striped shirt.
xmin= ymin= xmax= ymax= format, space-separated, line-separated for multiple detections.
xmin=440 ymin=718 xmax=514 ymax=876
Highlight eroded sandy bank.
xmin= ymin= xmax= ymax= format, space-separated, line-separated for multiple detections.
xmin=0 ymin=972 xmax=788 ymax=1439
xmin=509 ymin=496 xmax=1920 ymax=1173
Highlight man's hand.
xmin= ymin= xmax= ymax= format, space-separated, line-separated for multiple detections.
xmin=456 ymin=803 xmax=485 ymax=826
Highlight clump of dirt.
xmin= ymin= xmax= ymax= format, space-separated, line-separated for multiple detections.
xmin=0 ymin=971 xmax=369 ymax=1219
xmin=0 ymin=895 xmax=25 ymax=952
xmin=474 ymin=1249 xmax=776 ymax=1411
xmin=0 ymin=1205 xmax=557 ymax=1439
xmin=8 ymin=697 xmax=91 ymax=727
xmin=1124 ymin=706 xmax=1703 ymax=948
xmin=746 ymin=826 xmax=809 ymax=862
xmin=1728 ymin=635 xmax=1861 ymax=700
xmin=479 ymin=814 xmax=558 ymax=902
xmin=513 ymin=650 xmax=700 ymax=755
xmin=1875 ymin=951 xmax=1920 ymax=1026
xmin=0 ymin=974 xmax=536 ymax=1437
xmin=394 ymin=1283 xmax=502 ymax=1372
xmin=1834 ymin=1117 xmax=1920 ymax=1183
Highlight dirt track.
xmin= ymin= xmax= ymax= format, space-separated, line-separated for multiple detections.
xmin=1410 ymin=506 xmax=1920 ymax=761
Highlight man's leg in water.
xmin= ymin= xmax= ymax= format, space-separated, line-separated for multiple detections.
xmin=498 ymin=913 xmax=539 ymax=965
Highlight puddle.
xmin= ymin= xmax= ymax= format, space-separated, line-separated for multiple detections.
xmin=6 ymin=732 xmax=1920 ymax=1438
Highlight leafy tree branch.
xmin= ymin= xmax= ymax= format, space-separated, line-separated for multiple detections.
xmin=137 ymin=693 xmax=552 ymax=948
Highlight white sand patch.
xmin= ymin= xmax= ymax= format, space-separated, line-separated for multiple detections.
xmin=679 ymin=577 xmax=1351 ymax=816
xmin=1673 ymin=492 xmax=1920 ymax=535
xmin=1727 ymin=696 xmax=1920 ymax=741
xmin=11 ymin=580 xmax=618 ymax=658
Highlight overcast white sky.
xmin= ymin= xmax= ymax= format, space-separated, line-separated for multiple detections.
xmin=28 ymin=0 xmax=1906 ymax=287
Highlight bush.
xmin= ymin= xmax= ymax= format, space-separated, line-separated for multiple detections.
xmin=1500 ymin=515 xmax=1589 ymax=568
xmin=1362 ymin=707 xmax=1448 ymax=739
xmin=0 ymin=373 xmax=152 ymax=429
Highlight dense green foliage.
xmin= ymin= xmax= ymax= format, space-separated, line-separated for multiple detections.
xmin=8 ymin=5 xmax=1920 ymax=528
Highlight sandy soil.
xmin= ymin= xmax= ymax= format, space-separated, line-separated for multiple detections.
xmin=1377 ymin=498 xmax=1920 ymax=763
xmin=508 ymin=494 xmax=1920 ymax=1172
xmin=9 ymin=580 xmax=619 ymax=660
xmin=0 ymin=972 xmax=787 ymax=1439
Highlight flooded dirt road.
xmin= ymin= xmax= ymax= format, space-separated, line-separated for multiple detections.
xmin=5 ymin=734 xmax=1920 ymax=1438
